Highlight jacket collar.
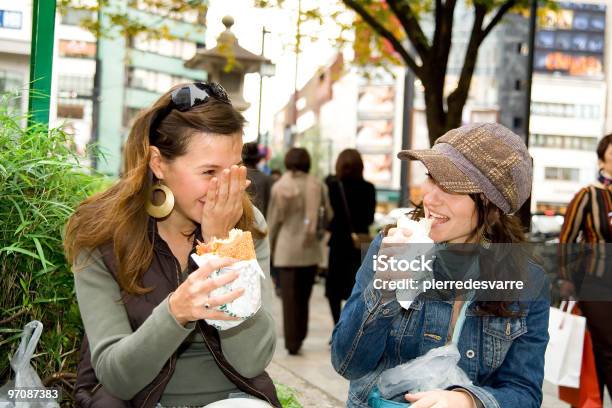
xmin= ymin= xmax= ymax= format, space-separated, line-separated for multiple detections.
xmin=147 ymin=216 xmax=201 ymax=274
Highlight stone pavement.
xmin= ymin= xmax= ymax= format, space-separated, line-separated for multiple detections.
xmin=269 ymin=279 xmax=611 ymax=408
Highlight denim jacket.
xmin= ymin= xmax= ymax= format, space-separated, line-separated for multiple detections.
xmin=331 ymin=234 xmax=550 ymax=408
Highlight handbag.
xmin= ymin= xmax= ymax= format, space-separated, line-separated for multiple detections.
xmin=558 ymin=303 xmax=603 ymax=408
xmin=544 ymin=301 xmax=586 ymax=388
xmin=338 ymin=181 xmax=372 ymax=250
xmin=316 ymin=184 xmax=330 ymax=240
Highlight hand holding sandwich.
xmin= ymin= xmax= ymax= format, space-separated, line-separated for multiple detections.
xmin=169 ymin=256 xmax=245 ymax=326
xmin=200 ymin=165 xmax=251 ymax=243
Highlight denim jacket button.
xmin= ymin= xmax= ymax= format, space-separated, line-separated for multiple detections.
xmin=466 ymin=349 xmax=475 ymax=359
xmin=382 ymin=308 xmax=390 ymax=316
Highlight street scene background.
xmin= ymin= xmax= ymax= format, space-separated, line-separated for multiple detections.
xmin=2 ymin=0 xmax=612 ymax=406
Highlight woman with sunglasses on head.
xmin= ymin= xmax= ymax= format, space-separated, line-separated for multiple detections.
xmin=331 ymin=123 xmax=550 ymax=408
xmin=64 ymin=83 xmax=280 ymax=408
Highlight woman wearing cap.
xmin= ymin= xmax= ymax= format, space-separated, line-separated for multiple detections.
xmin=331 ymin=123 xmax=549 ymax=408
xmin=64 ymin=83 xmax=280 ymax=407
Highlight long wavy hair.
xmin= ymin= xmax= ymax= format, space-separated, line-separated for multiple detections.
xmin=64 ymin=84 xmax=263 ymax=295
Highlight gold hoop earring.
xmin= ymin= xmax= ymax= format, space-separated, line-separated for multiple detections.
xmin=146 ymin=181 xmax=175 ymax=218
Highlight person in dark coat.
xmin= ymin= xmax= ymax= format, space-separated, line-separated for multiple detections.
xmin=325 ymin=149 xmax=376 ymax=325
xmin=242 ymin=142 xmax=273 ymax=215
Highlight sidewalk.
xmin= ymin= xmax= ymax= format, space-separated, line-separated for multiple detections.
xmin=269 ymin=280 xmax=611 ymax=408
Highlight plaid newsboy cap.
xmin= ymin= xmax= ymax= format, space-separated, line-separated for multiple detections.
xmin=398 ymin=123 xmax=532 ymax=214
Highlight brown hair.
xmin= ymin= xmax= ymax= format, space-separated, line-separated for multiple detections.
xmin=597 ymin=133 xmax=612 ymax=162
xmin=335 ymin=148 xmax=364 ymax=181
xmin=284 ymin=147 xmax=311 ymax=173
xmin=64 ymin=84 xmax=263 ymax=295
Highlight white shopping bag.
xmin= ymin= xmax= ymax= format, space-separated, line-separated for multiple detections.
xmin=0 ymin=321 xmax=60 ymax=408
xmin=544 ymin=301 xmax=586 ymax=388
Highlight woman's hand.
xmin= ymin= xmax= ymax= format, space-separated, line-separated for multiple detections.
xmin=405 ymin=390 xmax=476 ymax=408
xmin=201 ymin=165 xmax=250 ymax=242
xmin=169 ymin=256 xmax=245 ymax=326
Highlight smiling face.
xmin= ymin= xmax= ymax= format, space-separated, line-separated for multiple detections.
xmin=149 ymin=131 xmax=243 ymax=229
xmin=421 ymin=174 xmax=479 ymax=244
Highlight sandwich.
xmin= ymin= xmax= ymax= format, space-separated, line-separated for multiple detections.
xmin=195 ymin=229 xmax=256 ymax=261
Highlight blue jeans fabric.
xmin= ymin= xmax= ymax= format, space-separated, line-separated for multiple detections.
xmin=331 ymin=234 xmax=550 ymax=408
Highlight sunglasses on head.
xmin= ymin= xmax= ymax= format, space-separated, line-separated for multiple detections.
xmin=150 ymin=82 xmax=232 ymax=142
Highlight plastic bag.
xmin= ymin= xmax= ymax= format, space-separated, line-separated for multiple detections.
xmin=377 ymin=344 xmax=472 ymax=400
xmin=190 ymin=255 xmax=265 ymax=330
xmin=0 ymin=321 xmax=60 ymax=408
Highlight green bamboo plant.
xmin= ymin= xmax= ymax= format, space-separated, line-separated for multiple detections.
xmin=0 ymin=96 xmax=108 ymax=402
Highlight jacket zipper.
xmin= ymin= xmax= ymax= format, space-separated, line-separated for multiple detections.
xmin=196 ymin=324 xmax=274 ymax=406
xmin=140 ymin=355 xmax=177 ymax=408
xmin=139 ymin=256 xmax=183 ymax=408
xmin=141 ymin=249 xmax=274 ymax=407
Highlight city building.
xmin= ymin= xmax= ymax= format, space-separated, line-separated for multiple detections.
xmin=272 ymin=1 xmax=533 ymax=210
xmin=1 ymin=2 xmax=208 ymax=175
xmin=0 ymin=0 xmax=31 ymax=114
xmin=93 ymin=1 xmax=208 ymax=175
xmin=51 ymin=7 xmax=98 ymax=161
xmin=528 ymin=1 xmax=607 ymax=214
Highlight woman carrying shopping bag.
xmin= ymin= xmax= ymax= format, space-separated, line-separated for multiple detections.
xmin=555 ymin=303 xmax=603 ymax=408
xmin=331 ymin=123 xmax=550 ymax=408
xmin=559 ymin=133 xmax=612 ymax=405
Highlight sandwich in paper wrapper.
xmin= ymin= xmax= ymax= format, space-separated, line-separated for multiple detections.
xmin=380 ymin=215 xmax=434 ymax=310
xmin=190 ymin=229 xmax=265 ymax=330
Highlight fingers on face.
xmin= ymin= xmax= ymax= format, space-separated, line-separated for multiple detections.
xmin=205 ymin=177 xmax=218 ymax=209
xmin=239 ymin=165 xmax=248 ymax=186
xmin=218 ymin=168 xmax=231 ymax=202
xmin=228 ymin=165 xmax=241 ymax=198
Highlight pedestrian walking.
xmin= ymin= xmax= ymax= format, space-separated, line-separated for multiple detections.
xmin=243 ymin=142 xmax=273 ymax=216
xmin=325 ymin=149 xmax=376 ymax=326
xmin=267 ymin=148 xmax=332 ymax=355
xmin=64 ymin=82 xmax=279 ymax=407
xmin=331 ymin=123 xmax=549 ymax=408
xmin=559 ymin=133 xmax=612 ymax=404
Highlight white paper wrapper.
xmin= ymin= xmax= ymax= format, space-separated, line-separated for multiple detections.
xmin=190 ymin=253 xmax=265 ymax=330
xmin=378 ymin=216 xmax=435 ymax=310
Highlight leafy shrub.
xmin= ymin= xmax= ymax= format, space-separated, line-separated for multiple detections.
xmin=275 ymin=382 xmax=304 ymax=408
xmin=0 ymin=100 xmax=108 ymax=401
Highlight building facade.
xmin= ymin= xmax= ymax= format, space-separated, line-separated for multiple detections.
xmin=529 ymin=1 xmax=607 ymax=214
xmin=0 ymin=0 xmax=31 ymax=114
xmin=94 ymin=0 xmax=208 ymax=175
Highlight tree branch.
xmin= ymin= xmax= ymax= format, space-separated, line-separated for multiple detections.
xmin=446 ymin=2 xmax=487 ymax=127
xmin=432 ymin=0 xmax=443 ymax=51
xmin=430 ymin=0 xmax=455 ymax=85
xmin=438 ymin=0 xmax=456 ymax=66
xmin=343 ymin=0 xmax=422 ymax=76
xmin=481 ymin=0 xmax=517 ymax=40
xmin=386 ymin=0 xmax=430 ymax=59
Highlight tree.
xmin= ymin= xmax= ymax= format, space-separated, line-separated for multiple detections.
xmin=257 ymin=0 xmax=538 ymax=145
xmin=58 ymin=0 xmax=208 ymax=40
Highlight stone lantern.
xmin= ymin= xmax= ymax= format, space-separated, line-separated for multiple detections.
xmin=185 ymin=16 xmax=274 ymax=112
